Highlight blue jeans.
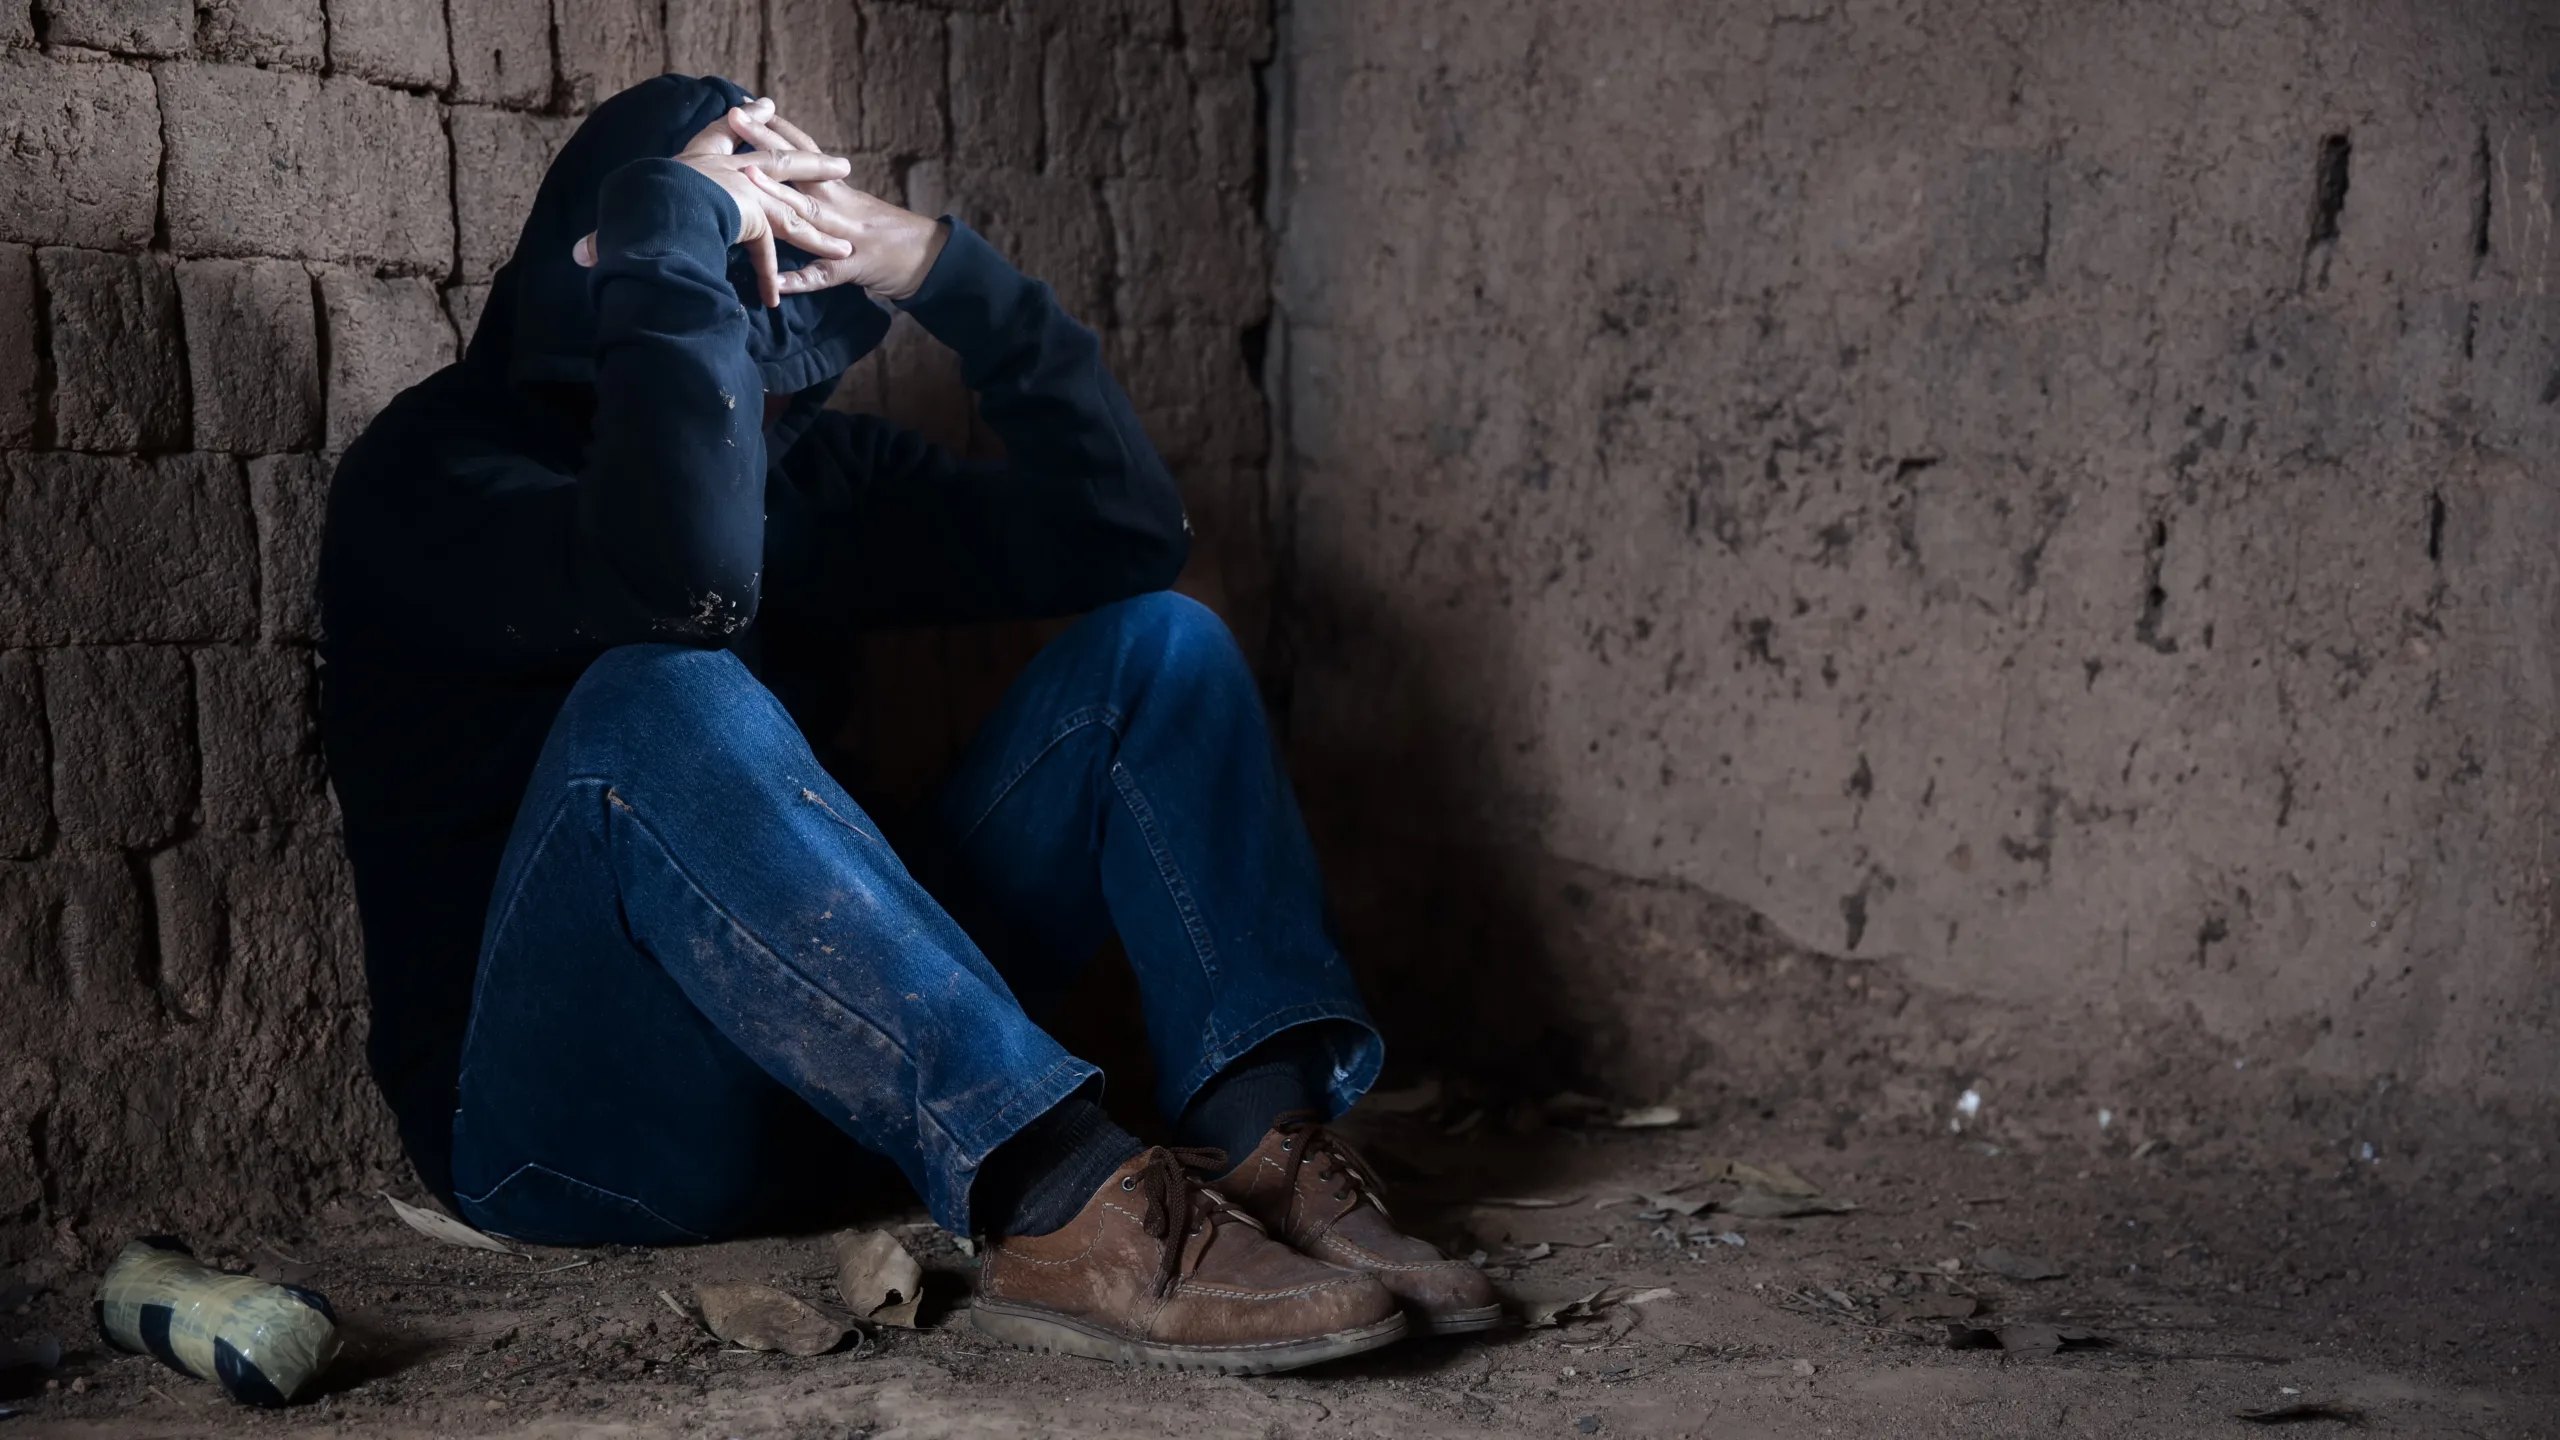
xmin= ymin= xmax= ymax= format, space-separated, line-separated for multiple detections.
xmin=447 ymin=594 xmax=1382 ymax=1244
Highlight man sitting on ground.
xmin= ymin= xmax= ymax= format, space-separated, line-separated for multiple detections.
xmin=319 ymin=74 xmax=1497 ymax=1373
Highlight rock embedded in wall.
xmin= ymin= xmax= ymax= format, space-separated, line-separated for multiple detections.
xmin=317 ymin=272 xmax=457 ymax=452
xmin=159 ymin=65 xmax=452 ymax=269
xmin=448 ymin=0 xmax=553 ymax=106
xmin=196 ymin=0 xmax=327 ymax=69
xmin=36 ymin=0 xmax=190 ymax=56
xmin=44 ymin=645 xmax=197 ymax=852
xmin=39 ymin=247 xmax=189 ymax=452
xmin=176 ymin=258 xmax=325 ymax=455
xmin=0 ymin=453 xmax=259 ymax=646
xmin=0 ymin=53 xmax=161 ymax=250
xmin=451 ymin=107 xmax=579 ymax=282
xmin=0 ymin=245 xmax=34 ymax=447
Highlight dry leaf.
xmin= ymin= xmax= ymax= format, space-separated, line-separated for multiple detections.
xmin=1728 ymin=1161 xmax=1822 ymax=1197
xmin=1642 ymin=1191 xmax=1710 ymax=1218
xmin=1518 ymin=1286 xmax=1611 ymax=1328
xmin=1515 ymin=1243 xmax=1554 ymax=1262
xmin=695 ymin=1284 xmax=852 ymax=1357
xmin=1623 ymin=1287 xmax=1677 ymax=1305
xmin=1612 ymin=1105 xmax=1684 ymax=1129
xmin=382 ymin=1192 xmax=523 ymax=1255
xmin=1974 ymin=1247 xmax=2068 ymax=1281
xmin=1719 ymin=1191 xmax=1859 ymax=1219
xmin=832 ymin=1229 xmax=924 ymax=1328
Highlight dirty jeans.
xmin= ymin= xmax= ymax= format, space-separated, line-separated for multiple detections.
xmin=446 ymin=593 xmax=1381 ymax=1244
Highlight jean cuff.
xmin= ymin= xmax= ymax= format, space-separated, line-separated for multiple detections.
xmin=933 ymin=1053 xmax=1103 ymax=1234
xmin=1164 ymin=1000 xmax=1385 ymax=1127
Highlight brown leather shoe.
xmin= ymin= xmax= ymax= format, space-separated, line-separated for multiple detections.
xmin=971 ymin=1146 xmax=1408 ymax=1373
xmin=1218 ymin=1115 xmax=1504 ymax=1335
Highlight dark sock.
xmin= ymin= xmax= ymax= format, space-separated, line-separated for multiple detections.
xmin=1176 ymin=1037 xmax=1331 ymax=1176
xmin=972 ymin=1091 xmax=1145 ymax=1238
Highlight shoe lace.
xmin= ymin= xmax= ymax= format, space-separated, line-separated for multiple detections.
xmin=1130 ymin=1145 xmax=1249 ymax=1298
xmin=1270 ymin=1110 xmax=1392 ymax=1221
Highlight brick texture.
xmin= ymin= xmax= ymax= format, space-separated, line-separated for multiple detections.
xmin=0 ymin=245 xmax=33 ymax=447
xmin=0 ymin=452 xmax=257 ymax=644
xmin=41 ymin=247 xmax=189 ymax=452
xmin=449 ymin=0 xmax=553 ymax=106
xmin=176 ymin=258 xmax=324 ymax=454
xmin=665 ymin=0 xmax=759 ymax=82
xmin=160 ymin=65 xmax=452 ymax=269
xmin=36 ymin=0 xmax=189 ymax=56
xmin=556 ymin=0 xmax=665 ymax=111
xmin=197 ymin=645 xmax=325 ymax=831
xmin=320 ymin=272 xmax=457 ymax=450
xmin=452 ymin=107 xmax=577 ymax=282
xmin=0 ymin=653 xmax=45 ymax=857
xmin=0 ymin=0 xmax=1272 ymax=1250
xmin=248 ymin=454 xmax=329 ymax=642
xmin=197 ymin=0 xmax=326 ymax=68
xmin=0 ymin=52 xmax=161 ymax=249
xmin=329 ymin=0 xmax=454 ymax=88
xmin=45 ymin=645 xmax=195 ymax=850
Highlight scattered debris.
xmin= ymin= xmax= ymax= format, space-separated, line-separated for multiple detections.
xmin=1643 ymin=1192 xmax=1710 ymax=1218
xmin=1513 ymin=1243 xmax=1555 ymax=1262
xmin=694 ymin=1284 xmax=854 ymax=1357
xmin=1945 ymin=1321 xmax=2105 ymax=1356
xmin=1973 ymin=1247 xmax=2067 ymax=1281
xmin=2234 ymin=1402 xmax=2367 ymax=1425
xmin=832 ymin=1230 xmax=924 ymax=1329
xmin=1623 ymin=1287 xmax=1677 ymax=1306
xmin=1575 ymin=1415 xmax=1603 ymax=1434
xmin=1612 ymin=1105 xmax=1685 ymax=1129
xmin=382 ymin=1193 xmax=524 ymax=1256
xmin=1692 ymin=1231 xmax=1746 ymax=1248
xmin=1724 ymin=1191 xmax=1859 ymax=1219
xmin=1886 ymin=1295 xmax=1979 ymax=1322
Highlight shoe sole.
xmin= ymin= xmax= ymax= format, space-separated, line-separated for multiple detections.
xmin=1413 ymin=1304 xmax=1506 ymax=1336
xmin=969 ymin=1300 xmax=1409 ymax=1375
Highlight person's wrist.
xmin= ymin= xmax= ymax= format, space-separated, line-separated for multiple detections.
xmin=876 ymin=217 xmax=950 ymax=303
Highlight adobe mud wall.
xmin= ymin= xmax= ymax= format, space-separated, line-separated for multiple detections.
xmin=0 ymin=0 xmax=1271 ymax=1260
xmin=1271 ymin=1 xmax=2560 ymax=1140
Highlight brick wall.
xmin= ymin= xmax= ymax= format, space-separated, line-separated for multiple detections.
xmin=0 ymin=0 xmax=1273 ymax=1259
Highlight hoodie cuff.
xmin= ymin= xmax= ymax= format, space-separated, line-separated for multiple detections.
xmin=897 ymin=218 xmax=1048 ymax=355
xmin=593 ymin=157 xmax=741 ymax=268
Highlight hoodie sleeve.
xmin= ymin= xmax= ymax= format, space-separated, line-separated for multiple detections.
xmin=759 ymin=220 xmax=1190 ymax=626
xmin=573 ymin=156 xmax=769 ymax=643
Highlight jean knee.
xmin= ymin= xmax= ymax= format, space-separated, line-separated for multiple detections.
xmin=1088 ymin=592 xmax=1248 ymax=687
xmin=553 ymin=644 xmax=788 ymax=768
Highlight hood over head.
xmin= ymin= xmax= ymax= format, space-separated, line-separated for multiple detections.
xmin=468 ymin=73 xmax=891 ymax=404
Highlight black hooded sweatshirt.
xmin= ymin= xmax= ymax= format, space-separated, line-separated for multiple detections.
xmin=319 ymin=75 xmax=1189 ymax=1201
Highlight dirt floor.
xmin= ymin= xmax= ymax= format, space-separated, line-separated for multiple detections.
xmin=2 ymin=1090 xmax=2552 ymax=1439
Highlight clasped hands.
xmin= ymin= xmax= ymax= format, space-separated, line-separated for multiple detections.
xmin=572 ymin=97 xmax=948 ymax=308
